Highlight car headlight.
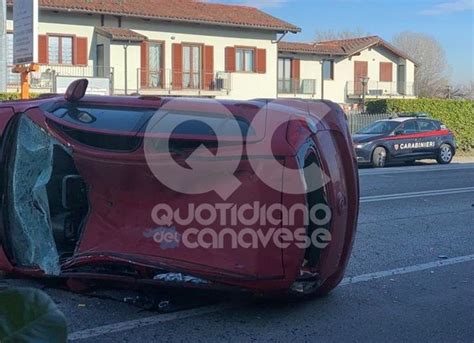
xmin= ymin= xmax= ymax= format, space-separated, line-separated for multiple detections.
xmin=355 ymin=143 xmax=368 ymax=149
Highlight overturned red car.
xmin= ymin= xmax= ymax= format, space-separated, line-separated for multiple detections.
xmin=0 ymin=80 xmax=358 ymax=296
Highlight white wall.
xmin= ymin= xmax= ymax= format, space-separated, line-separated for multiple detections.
xmin=281 ymin=45 xmax=415 ymax=104
xmin=110 ymin=42 xmax=141 ymax=94
xmin=124 ymin=18 xmax=278 ymax=99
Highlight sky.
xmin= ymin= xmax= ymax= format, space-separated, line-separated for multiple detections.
xmin=212 ymin=0 xmax=474 ymax=84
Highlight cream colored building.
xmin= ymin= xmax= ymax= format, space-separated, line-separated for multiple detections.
xmin=4 ymin=1 xmax=416 ymax=105
xmin=5 ymin=0 xmax=299 ymax=99
xmin=277 ymin=37 xmax=417 ymax=107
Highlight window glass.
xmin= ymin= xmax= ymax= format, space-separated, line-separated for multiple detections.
xmin=236 ymin=48 xmax=254 ymax=72
xmin=236 ymin=49 xmax=244 ymax=72
xmin=418 ymin=120 xmax=438 ymax=132
xmin=357 ymin=121 xmax=400 ymax=135
xmin=48 ymin=36 xmax=60 ymax=64
xmin=244 ymin=50 xmax=254 ymax=71
xmin=62 ymin=37 xmax=73 ymax=64
xmin=323 ymin=60 xmax=334 ymax=80
xmin=399 ymin=121 xmax=418 ymax=134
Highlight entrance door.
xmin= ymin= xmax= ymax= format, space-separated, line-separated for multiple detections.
xmin=278 ymin=58 xmax=292 ymax=93
xmin=148 ymin=42 xmax=163 ymax=88
xmin=183 ymin=45 xmax=201 ymax=89
xmin=397 ymin=64 xmax=406 ymax=95
xmin=354 ymin=61 xmax=368 ymax=95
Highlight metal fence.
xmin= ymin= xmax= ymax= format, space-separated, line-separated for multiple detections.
xmin=347 ymin=112 xmax=397 ymax=134
xmin=278 ymin=78 xmax=317 ymax=95
xmin=137 ymin=68 xmax=231 ymax=93
xmin=7 ymin=64 xmax=114 ymax=92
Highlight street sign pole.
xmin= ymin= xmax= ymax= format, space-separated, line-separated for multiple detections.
xmin=13 ymin=0 xmax=39 ymax=99
xmin=0 ymin=0 xmax=7 ymax=92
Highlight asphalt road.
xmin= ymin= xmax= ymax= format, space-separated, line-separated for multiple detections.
xmin=1 ymin=161 xmax=473 ymax=342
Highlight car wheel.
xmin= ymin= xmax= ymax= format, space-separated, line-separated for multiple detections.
xmin=371 ymin=147 xmax=387 ymax=168
xmin=437 ymin=144 xmax=453 ymax=164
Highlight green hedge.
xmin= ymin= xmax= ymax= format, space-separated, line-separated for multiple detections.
xmin=367 ymin=99 xmax=474 ymax=152
xmin=0 ymin=93 xmax=40 ymax=101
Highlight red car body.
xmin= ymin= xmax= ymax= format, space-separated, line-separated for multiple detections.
xmin=0 ymin=88 xmax=358 ymax=296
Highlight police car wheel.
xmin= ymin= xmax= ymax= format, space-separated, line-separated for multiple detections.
xmin=372 ymin=147 xmax=387 ymax=168
xmin=437 ymin=144 xmax=453 ymax=164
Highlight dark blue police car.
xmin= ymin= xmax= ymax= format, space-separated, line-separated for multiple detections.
xmin=353 ymin=114 xmax=456 ymax=168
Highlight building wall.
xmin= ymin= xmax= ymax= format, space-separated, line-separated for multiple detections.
xmin=279 ymin=45 xmax=415 ymax=104
xmin=124 ymin=18 xmax=278 ymax=99
xmin=6 ymin=8 xmax=279 ymax=99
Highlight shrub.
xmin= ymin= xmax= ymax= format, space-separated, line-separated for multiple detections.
xmin=0 ymin=93 xmax=40 ymax=101
xmin=367 ymin=99 xmax=474 ymax=152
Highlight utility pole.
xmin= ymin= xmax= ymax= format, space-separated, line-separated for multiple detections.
xmin=0 ymin=0 xmax=7 ymax=92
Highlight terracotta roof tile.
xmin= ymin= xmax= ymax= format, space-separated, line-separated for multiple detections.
xmin=278 ymin=36 xmax=417 ymax=64
xmin=7 ymin=0 xmax=300 ymax=32
xmin=95 ymin=27 xmax=146 ymax=42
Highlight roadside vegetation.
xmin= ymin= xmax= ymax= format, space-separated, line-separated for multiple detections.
xmin=0 ymin=93 xmax=40 ymax=101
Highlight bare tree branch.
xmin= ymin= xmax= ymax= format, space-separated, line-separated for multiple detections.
xmin=392 ymin=31 xmax=449 ymax=98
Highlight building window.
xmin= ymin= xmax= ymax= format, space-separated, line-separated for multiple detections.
xmin=323 ymin=60 xmax=334 ymax=80
xmin=236 ymin=48 xmax=255 ymax=72
xmin=48 ymin=35 xmax=73 ymax=65
xmin=278 ymin=57 xmax=292 ymax=93
xmin=183 ymin=44 xmax=201 ymax=89
xmin=148 ymin=42 xmax=164 ymax=87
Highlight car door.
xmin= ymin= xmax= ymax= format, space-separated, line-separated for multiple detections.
xmin=389 ymin=120 xmax=419 ymax=159
xmin=416 ymin=119 xmax=440 ymax=157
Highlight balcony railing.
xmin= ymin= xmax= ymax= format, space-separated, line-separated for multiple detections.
xmin=137 ymin=68 xmax=231 ymax=93
xmin=346 ymin=80 xmax=415 ymax=98
xmin=7 ymin=64 xmax=114 ymax=92
xmin=278 ymin=78 xmax=316 ymax=95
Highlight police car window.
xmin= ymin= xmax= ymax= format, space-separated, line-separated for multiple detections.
xmin=399 ymin=121 xmax=418 ymax=134
xmin=357 ymin=121 xmax=400 ymax=134
xmin=418 ymin=120 xmax=438 ymax=132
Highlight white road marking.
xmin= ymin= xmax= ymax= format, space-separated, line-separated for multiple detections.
xmin=360 ymin=186 xmax=474 ymax=203
xmin=69 ymin=254 xmax=474 ymax=341
xmin=340 ymin=254 xmax=474 ymax=286
xmin=68 ymin=303 xmax=236 ymax=341
xmin=359 ymin=163 xmax=474 ymax=176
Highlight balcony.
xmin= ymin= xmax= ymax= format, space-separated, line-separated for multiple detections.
xmin=137 ymin=69 xmax=231 ymax=96
xmin=7 ymin=64 xmax=114 ymax=93
xmin=278 ymin=78 xmax=317 ymax=97
xmin=346 ymin=80 xmax=416 ymax=99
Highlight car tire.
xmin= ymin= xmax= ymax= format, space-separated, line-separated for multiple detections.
xmin=371 ymin=147 xmax=387 ymax=168
xmin=437 ymin=144 xmax=453 ymax=164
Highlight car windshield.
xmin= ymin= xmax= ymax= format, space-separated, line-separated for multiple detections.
xmin=357 ymin=121 xmax=400 ymax=135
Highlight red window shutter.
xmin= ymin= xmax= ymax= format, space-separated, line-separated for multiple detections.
xmin=203 ymin=45 xmax=214 ymax=90
xmin=140 ymin=41 xmax=149 ymax=88
xmin=225 ymin=47 xmax=236 ymax=72
xmin=75 ymin=37 xmax=88 ymax=65
xmin=172 ymin=43 xmax=183 ymax=90
xmin=380 ymin=62 xmax=393 ymax=82
xmin=38 ymin=35 xmax=48 ymax=64
xmin=291 ymin=59 xmax=300 ymax=80
xmin=256 ymin=48 xmax=266 ymax=73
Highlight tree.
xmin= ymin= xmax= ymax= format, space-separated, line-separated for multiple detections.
xmin=314 ymin=27 xmax=370 ymax=42
xmin=392 ymin=31 xmax=449 ymax=98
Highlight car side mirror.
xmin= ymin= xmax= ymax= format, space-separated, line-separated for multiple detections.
xmin=65 ymin=79 xmax=88 ymax=102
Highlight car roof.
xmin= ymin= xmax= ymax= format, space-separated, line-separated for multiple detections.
xmin=377 ymin=117 xmax=434 ymax=123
